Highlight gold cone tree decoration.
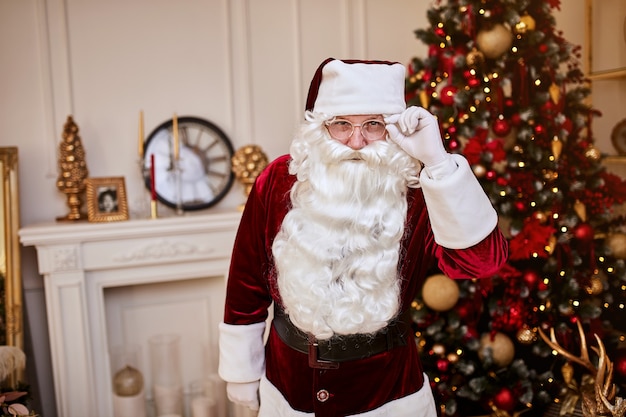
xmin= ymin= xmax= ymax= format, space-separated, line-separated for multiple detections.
xmin=56 ymin=115 xmax=89 ymax=221
xmin=231 ymin=144 xmax=269 ymax=210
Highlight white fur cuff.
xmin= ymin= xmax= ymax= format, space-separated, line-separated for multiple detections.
xmin=218 ymin=321 xmax=266 ymax=383
xmin=420 ymin=154 xmax=497 ymax=249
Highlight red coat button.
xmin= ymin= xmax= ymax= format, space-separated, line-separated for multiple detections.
xmin=316 ymin=389 xmax=330 ymax=402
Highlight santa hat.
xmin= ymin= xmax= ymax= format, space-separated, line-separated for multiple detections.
xmin=305 ymin=58 xmax=407 ymax=116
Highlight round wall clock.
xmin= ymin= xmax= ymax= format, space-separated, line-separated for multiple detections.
xmin=143 ymin=116 xmax=235 ymax=211
xmin=611 ymin=118 xmax=626 ymax=155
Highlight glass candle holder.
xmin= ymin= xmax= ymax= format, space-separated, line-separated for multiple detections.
xmin=149 ymin=334 xmax=183 ymax=416
xmin=110 ymin=344 xmax=146 ymax=417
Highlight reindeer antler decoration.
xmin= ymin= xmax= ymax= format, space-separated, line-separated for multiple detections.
xmin=538 ymin=321 xmax=626 ymax=417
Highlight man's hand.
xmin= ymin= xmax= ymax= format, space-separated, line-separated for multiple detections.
xmin=385 ymin=106 xmax=448 ymax=167
xmin=226 ymin=381 xmax=260 ymax=410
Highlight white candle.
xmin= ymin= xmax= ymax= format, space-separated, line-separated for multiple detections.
xmin=153 ymin=383 xmax=183 ymax=416
xmin=112 ymin=389 xmax=146 ymax=417
xmin=207 ymin=374 xmax=227 ymax=417
xmin=191 ymin=395 xmax=216 ymax=417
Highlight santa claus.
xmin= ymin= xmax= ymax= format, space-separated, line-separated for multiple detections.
xmin=219 ymin=58 xmax=508 ymax=417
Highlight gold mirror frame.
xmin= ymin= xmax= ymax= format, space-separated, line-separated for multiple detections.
xmin=585 ymin=0 xmax=626 ymax=80
xmin=0 ymin=147 xmax=23 ymax=386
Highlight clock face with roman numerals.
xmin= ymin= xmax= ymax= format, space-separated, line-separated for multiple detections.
xmin=143 ymin=116 xmax=235 ymax=211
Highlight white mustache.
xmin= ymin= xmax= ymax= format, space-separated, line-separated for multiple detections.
xmin=326 ymin=140 xmax=391 ymax=164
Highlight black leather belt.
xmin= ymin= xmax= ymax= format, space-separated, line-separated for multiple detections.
xmin=272 ymin=306 xmax=410 ymax=369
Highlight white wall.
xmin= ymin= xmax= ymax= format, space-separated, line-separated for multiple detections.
xmin=0 ymin=0 xmax=623 ymax=415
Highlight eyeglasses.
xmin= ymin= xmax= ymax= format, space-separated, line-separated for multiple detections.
xmin=325 ymin=119 xmax=387 ymax=141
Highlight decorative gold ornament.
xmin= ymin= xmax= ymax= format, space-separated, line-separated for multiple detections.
xmin=113 ymin=365 xmax=144 ymax=396
xmin=473 ymin=164 xmax=487 ymax=178
xmin=514 ymin=13 xmax=536 ymax=34
xmin=500 ymin=127 xmax=518 ymax=151
xmin=421 ymin=273 xmax=460 ymax=312
xmin=533 ymin=211 xmax=548 ymax=224
xmin=231 ymin=144 xmax=269 ymax=210
xmin=419 ymin=90 xmax=431 ymax=108
xmin=432 ymin=343 xmax=446 ymax=356
xmin=551 ymin=137 xmax=563 ymax=161
xmin=549 ymin=83 xmax=561 ymax=104
xmin=447 ymin=352 xmax=460 ymax=364
xmin=607 ymin=232 xmax=626 ymax=259
xmin=466 ymin=48 xmax=485 ymax=69
xmin=539 ymin=321 xmax=626 ymax=417
xmin=542 ymin=169 xmax=559 ymax=182
xmin=585 ymin=145 xmax=602 ymax=161
xmin=479 ymin=332 xmax=515 ymax=367
xmin=516 ymin=326 xmax=537 ymax=345
xmin=56 ymin=115 xmax=89 ymax=221
xmin=476 ymin=24 xmax=514 ymax=59
xmin=574 ymin=200 xmax=587 ymax=222
xmin=585 ymin=276 xmax=604 ymax=295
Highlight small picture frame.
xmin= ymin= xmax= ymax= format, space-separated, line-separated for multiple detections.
xmin=85 ymin=177 xmax=129 ymax=222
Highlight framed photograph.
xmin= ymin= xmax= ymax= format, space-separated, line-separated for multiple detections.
xmin=85 ymin=177 xmax=129 ymax=222
xmin=586 ymin=0 xmax=626 ymax=80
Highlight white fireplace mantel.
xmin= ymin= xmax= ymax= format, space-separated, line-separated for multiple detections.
xmin=19 ymin=210 xmax=242 ymax=417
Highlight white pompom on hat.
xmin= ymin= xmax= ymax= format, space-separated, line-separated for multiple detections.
xmin=305 ymin=58 xmax=407 ymax=117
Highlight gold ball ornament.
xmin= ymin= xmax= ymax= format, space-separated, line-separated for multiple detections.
xmin=585 ymin=145 xmax=602 ymax=161
xmin=585 ymin=276 xmax=604 ymax=295
xmin=473 ymin=164 xmax=487 ymax=178
xmin=516 ymin=327 xmax=537 ymax=345
xmin=476 ymin=24 xmax=514 ymax=59
xmin=432 ymin=343 xmax=446 ymax=356
xmin=514 ymin=14 xmax=536 ymax=34
xmin=479 ymin=332 xmax=515 ymax=367
xmin=607 ymin=232 xmax=626 ymax=259
xmin=421 ymin=274 xmax=460 ymax=312
xmin=113 ymin=365 xmax=144 ymax=396
xmin=466 ymin=48 xmax=485 ymax=69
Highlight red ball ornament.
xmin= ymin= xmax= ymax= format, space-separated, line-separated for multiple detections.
xmin=468 ymin=77 xmax=481 ymax=88
xmin=448 ymin=139 xmax=460 ymax=151
xmin=539 ymin=44 xmax=548 ymax=53
xmin=492 ymin=387 xmax=516 ymax=411
xmin=514 ymin=201 xmax=526 ymax=212
xmin=493 ymin=118 xmax=512 ymax=136
xmin=485 ymin=170 xmax=497 ymax=180
xmin=573 ymin=223 xmax=594 ymax=243
xmin=436 ymin=358 xmax=450 ymax=372
xmin=511 ymin=113 xmax=522 ymax=126
xmin=523 ymin=270 xmax=540 ymax=289
xmin=440 ymin=85 xmax=458 ymax=106
xmin=534 ymin=124 xmax=546 ymax=135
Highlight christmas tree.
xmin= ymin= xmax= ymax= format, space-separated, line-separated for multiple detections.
xmin=406 ymin=1 xmax=626 ymax=416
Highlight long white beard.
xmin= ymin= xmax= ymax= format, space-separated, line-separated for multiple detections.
xmin=272 ymin=117 xmax=420 ymax=339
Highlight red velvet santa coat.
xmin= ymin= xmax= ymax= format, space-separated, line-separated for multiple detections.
xmin=221 ymin=154 xmax=508 ymax=417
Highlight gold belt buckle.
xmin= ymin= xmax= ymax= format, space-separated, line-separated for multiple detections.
xmin=307 ymin=334 xmax=340 ymax=369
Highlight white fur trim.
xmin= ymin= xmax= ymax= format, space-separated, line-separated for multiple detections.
xmin=420 ymin=153 xmax=498 ymax=249
xmin=257 ymin=373 xmax=437 ymax=417
xmin=313 ymin=60 xmax=407 ymax=116
xmin=218 ymin=321 xmax=266 ymax=383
